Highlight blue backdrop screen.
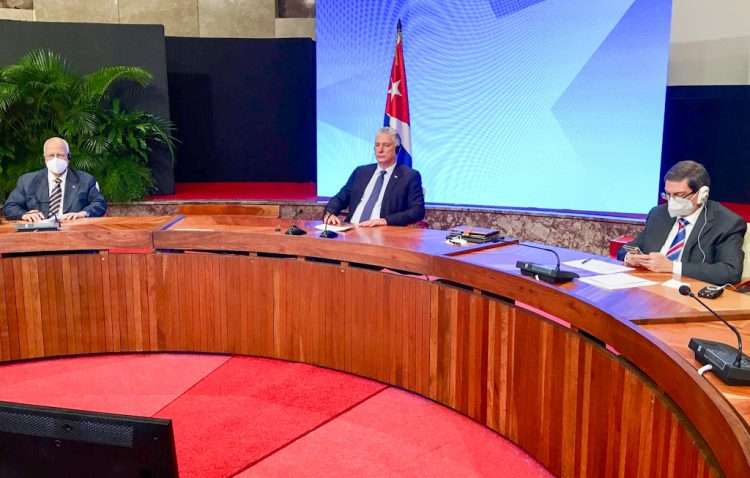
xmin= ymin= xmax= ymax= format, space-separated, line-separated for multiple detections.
xmin=317 ymin=0 xmax=672 ymax=214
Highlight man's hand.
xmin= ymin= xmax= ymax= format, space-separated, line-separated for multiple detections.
xmin=21 ymin=210 xmax=44 ymax=222
xmin=324 ymin=213 xmax=341 ymax=226
xmin=624 ymin=252 xmax=646 ymax=267
xmin=637 ymin=252 xmax=673 ymax=273
xmin=60 ymin=211 xmax=88 ymax=221
xmin=358 ymin=218 xmax=387 ymax=228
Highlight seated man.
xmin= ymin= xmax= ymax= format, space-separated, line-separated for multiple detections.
xmin=618 ymin=160 xmax=745 ymax=285
xmin=324 ymin=127 xmax=425 ymax=227
xmin=3 ymin=137 xmax=107 ymax=222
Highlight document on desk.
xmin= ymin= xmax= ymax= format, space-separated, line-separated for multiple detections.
xmin=314 ymin=223 xmax=355 ymax=233
xmin=578 ymin=273 xmax=657 ymax=290
xmin=563 ymin=259 xmax=633 ymax=275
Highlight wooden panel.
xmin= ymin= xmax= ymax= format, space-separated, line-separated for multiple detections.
xmin=177 ymin=204 xmax=280 ymax=217
xmin=0 ymin=216 xmax=173 ymax=254
xmin=148 ymin=253 xmax=275 ymax=355
xmin=0 ymin=221 xmax=741 ymax=478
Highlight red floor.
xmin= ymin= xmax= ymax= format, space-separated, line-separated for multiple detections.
xmin=0 ymin=354 xmax=552 ymax=478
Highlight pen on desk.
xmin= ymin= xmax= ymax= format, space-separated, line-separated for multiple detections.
xmin=581 ymin=258 xmax=591 ymax=264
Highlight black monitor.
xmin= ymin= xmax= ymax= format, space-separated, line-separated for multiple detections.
xmin=0 ymin=401 xmax=179 ymax=477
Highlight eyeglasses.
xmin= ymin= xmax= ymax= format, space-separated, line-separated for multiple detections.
xmin=660 ymin=191 xmax=696 ymax=201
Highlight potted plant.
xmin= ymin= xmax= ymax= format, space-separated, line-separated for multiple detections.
xmin=0 ymin=49 xmax=175 ymax=202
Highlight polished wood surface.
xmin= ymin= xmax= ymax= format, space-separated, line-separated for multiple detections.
xmin=0 ymin=215 xmax=748 ymax=477
xmin=0 ymin=216 xmax=175 ymax=254
xmin=457 ymin=243 xmax=750 ymax=323
xmin=643 ymin=320 xmax=750 ymax=423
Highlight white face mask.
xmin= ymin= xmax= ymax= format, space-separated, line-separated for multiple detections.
xmin=46 ymin=156 xmax=68 ymax=175
xmin=667 ymin=196 xmax=696 ymax=218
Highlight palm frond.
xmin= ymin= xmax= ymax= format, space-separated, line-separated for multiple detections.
xmin=83 ymin=66 xmax=153 ymax=103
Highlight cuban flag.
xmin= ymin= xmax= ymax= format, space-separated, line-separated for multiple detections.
xmin=384 ymin=20 xmax=412 ymax=167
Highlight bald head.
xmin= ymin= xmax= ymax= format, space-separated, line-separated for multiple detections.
xmin=43 ymin=137 xmax=70 ymax=159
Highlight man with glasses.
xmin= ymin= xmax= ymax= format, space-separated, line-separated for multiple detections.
xmin=618 ymin=160 xmax=745 ymax=285
xmin=324 ymin=127 xmax=425 ymax=227
xmin=3 ymin=137 xmax=107 ymax=222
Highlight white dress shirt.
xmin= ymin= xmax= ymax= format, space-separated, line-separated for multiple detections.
xmin=659 ymin=204 xmax=705 ymax=276
xmin=350 ymin=163 xmax=396 ymax=224
xmin=47 ymin=169 xmax=68 ymax=218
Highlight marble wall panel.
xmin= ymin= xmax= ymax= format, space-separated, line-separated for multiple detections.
xmin=275 ymin=18 xmax=314 ymax=39
xmin=35 ymin=0 xmax=119 ymax=23
xmin=119 ymin=0 xmax=199 ymax=37
xmin=106 ymin=201 xmax=645 ymax=255
xmin=0 ymin=0 xmax=32 ymax=9
xmin=0 ymin=6 xmax=33 ymax=20
xmin=198 ymin=0 xmax=275 ymax=38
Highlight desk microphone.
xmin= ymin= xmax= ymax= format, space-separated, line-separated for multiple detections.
xmin=515 ymin=243 xmax=579 ymax=284
xmin=680 ymin=285 xmax=750 ymax=385
xmin=319 ymin=213 xmax=338 ymax=239
xmin=285 ymin=208 xmax=307 ymax=236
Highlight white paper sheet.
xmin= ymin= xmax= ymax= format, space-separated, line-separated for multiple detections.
xmin=315 ymin=223 xmax=355 ymax=232
xmin=661 ymin=278 xmax=690 ymax=289
xmin=578 ymin=273 xmax=657 ymax=290
xmin=563 ymin=259 xmax=633 ymax=275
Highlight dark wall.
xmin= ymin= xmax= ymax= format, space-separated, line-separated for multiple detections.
xmin=661 ymin=86 xmax=750 ymax=203
xmin=0 ymin=19 xmax=174 ymax=194
xmin=166 ymin=37 xmax=316 ymax=183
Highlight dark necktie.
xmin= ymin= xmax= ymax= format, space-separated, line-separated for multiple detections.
xmin=666 ymin=218 xmax=689 ymax=261
xmin=48 ymin=177 xmax=62 ymax=219
xmin=359 ymin=170 xmax=387 ymax=222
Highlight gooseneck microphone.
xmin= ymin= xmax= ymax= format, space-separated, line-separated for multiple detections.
xmin=680 ymin=285 xmax=750 ymax=385
xmin=515 ymin=243 xmax=579 ymax=284
xmin=319 ymin=212 xmax=338 ymax=239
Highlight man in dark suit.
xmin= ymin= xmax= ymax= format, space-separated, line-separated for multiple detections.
xmin=324 ymin=127 xmax=425 ymax=227
xmin=618 ymin=161 xmax=745 ymax=285
xmin=3 ymin=137 xmax=107 ymax=222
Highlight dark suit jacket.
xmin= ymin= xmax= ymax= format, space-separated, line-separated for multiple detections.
xmin=325 ymin=163 xmax=425 ymax=226
xmin=3 ymin=168 xmax=107 ymax=220
xmin=617 ymin=201 xmax=746 ymax=285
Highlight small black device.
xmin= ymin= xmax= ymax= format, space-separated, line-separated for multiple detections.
xmin=318 ymin=216 xmax=338 ymax=238
xmin=285 ymin=224 xmax=306 ymax=236
xmin=0 ymin=401 xmax=179 ymax=477
xmin=446 ymin=225 xmax=501 ymax=244
xmin=15 ymin=221 xmax=60 ymax=232
xmin=697 ymin=285 xmax=724 ymax=299
xmin=515 ymin=243 xmax=579 ymax=284
xmin=679 ymin=285 xmax=750 ymax=385
xmin=688 ymin=338 xmax=750 ymax=385
xmin=516 ymin=261 xmax=579 ymax=284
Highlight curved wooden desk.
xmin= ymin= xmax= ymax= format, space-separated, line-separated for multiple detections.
xmin=1 ymin=215 xmax=748 ymax=477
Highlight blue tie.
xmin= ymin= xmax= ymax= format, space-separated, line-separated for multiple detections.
xmin=666 ymin=218 xmax=689 ymax=261
xmin=359 ymin=170 xmax=387 ymax=222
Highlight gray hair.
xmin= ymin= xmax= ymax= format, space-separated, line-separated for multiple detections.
xmin=375 ymin=127 xmax=401 ymax=148
xmin=43 ymin=137 xmax=70 ymax=156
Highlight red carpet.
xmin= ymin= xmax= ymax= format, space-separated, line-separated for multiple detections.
xmin=0 ymin=354 xmax=552 ymax=478
xmin=236 ymin=387 xmax=551 ymax=478
xmin=0 ymin=353 xmax=228 ymax=416
xmin=149 ymin=182 xmax=317 ymax=201
xmin=154 ymin=357 xmax=386 ymax=478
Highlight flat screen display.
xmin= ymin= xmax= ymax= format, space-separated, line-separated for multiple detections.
xmin=317 ymin=0 xmax=672 ymax=214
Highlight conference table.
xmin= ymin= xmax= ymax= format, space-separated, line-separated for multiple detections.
xmin=0 ymin=215 xmax=748 ymax=477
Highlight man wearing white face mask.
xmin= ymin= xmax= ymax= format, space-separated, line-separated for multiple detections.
xmin=617 ymin=160 xmax=745 ymax=285
xmin=3 ymin=137 xmax=107 ymax=222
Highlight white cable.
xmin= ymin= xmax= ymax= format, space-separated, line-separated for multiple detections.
xmin=697 ymin=364 xmax=713 ymax=377
xmin=696 ymin=202 xmax=708 ymax=264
